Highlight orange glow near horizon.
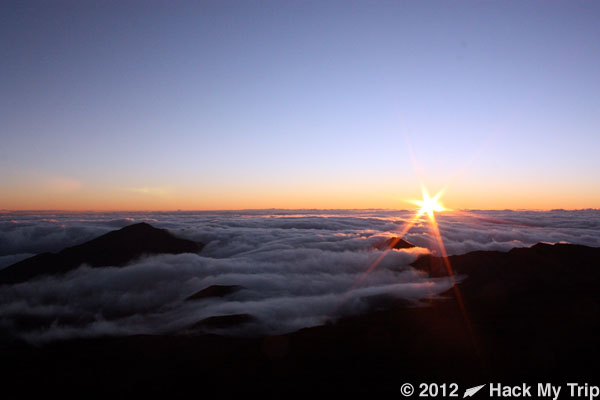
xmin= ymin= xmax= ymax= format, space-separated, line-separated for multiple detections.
xmin=1 ymin=188 xmax=599 ymax=212
xmin=0 ymin=177 xmax=599 ymax=211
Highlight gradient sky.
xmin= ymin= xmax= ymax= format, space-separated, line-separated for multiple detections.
xmin=1 ymin=0 xmax=599 ymax=211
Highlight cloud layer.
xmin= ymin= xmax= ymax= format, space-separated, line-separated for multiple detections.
xmin=0 ymin=209 xmax=598 ymax=342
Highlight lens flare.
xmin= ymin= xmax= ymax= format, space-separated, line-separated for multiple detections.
xmin=349 ymin=185 xmax=447 ymax=290
xmin=411 ymin=186 xmax=478 ymax=357
xmin=411 ymin=186 xmax=446 ymax=219
xmin=341 ymin=184 xmax=479 ymax=360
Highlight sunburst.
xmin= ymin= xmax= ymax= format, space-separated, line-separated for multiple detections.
xmin=411 ymin=186 xmax=446 ymax=219
xmin=347 ymin=183 xmax=476 ymax=354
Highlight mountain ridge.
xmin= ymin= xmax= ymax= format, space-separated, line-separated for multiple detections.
xmin=0 ymin=222 xmax=203 ymax=284
xmin=0 ymin=237 xmax=599 ymax=395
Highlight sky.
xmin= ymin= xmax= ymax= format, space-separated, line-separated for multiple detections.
xmin=1 ymin=0 xmax=599 ymax=211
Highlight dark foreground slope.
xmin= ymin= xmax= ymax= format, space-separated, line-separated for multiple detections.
xmin=0 ymin=222 xmax=203 ymax=284
xmin=1 ymin=242 xmax=599 ymax=396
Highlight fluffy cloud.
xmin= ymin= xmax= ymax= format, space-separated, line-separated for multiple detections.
xmin=403 ymin=210 xmax=600 ymax=255
xmin=0 ymin=244 xmax=440 ymax=342
xmin=0 ymin=209 xmax=598 ymax=342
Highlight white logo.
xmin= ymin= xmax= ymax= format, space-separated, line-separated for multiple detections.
xmin=463 ymin=384 xmax=486 ymax=398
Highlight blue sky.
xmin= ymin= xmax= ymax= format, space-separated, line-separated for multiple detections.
xmin=1 ymin=0 xmax=599 ymax=210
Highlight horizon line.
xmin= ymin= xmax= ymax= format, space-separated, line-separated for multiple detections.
xmin=1 ymin=207 xmax=599 ymax=213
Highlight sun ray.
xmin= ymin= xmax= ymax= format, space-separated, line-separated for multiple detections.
xmin=447 ymin=209 xmax=535 ymax=228
xmin=425 ymin=208 xmax=476 ymax=345
xmin=349 ymin=210 xmax=424 ymax=291
xmin=413 ymin=187 xmax=480 ymax=358
xmin=349 ymin=185 xmax=445 ymax=291
xmin=337 ymin=183 xmax=481 ymax=360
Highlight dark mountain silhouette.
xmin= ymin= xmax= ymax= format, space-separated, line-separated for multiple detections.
xmin=0 ymin=223 xmax=203 ymax=285
xmin=1 ymin=242 xmax=599 ymax=396
xmin=375 ymin=236 xmax=415 ymax=250
xmin=411 ymin=242 xmax=600 ymax=304
xmin=185 ymin=285 xmax=244 ymax=301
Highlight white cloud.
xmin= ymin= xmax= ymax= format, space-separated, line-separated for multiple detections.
xmin=0 ymin=209 xmax=598 ymax=342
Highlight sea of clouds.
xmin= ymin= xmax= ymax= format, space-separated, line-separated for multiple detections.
xmin=0 ymin=209 xmax=598 ymax=342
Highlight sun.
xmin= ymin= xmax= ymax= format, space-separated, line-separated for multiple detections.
xmin=412 ymin=186 xmax=446 ymax=219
